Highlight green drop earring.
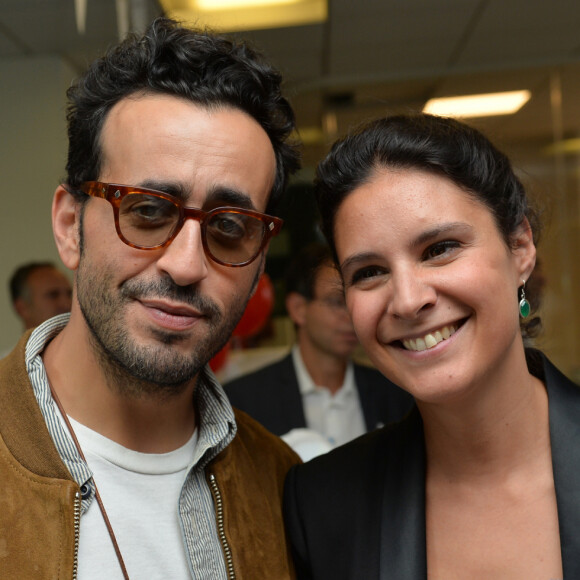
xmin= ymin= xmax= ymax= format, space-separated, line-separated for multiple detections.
xmin=519 ymin=280 xmax=530 ymax=318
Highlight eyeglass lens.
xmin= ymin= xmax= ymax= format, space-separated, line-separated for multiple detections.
xmin=119 ymin=193 xmax=267 ymax=265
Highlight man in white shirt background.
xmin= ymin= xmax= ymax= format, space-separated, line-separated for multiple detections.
xmin=225 ymin=243 xmax=414 ymax=456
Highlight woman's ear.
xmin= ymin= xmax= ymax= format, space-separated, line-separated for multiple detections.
xmin=52 ymin=186 xmax=82 ymax=271
xmin=512 ymin=217 xmax=536 ymax=282
xmin=285 ymin=292 xmax=308 ymax=327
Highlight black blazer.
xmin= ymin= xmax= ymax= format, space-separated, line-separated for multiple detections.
xmin=283 ymin=353 xmax=580 ymax=579
xmin=224 ymin=353 xmax=413 ymax=437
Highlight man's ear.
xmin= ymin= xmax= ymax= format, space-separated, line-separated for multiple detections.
xmin=512 ymin=217 xmax=536 ymax=283
xmin=52 ymin=185 xmax=82 ymax=271
xmin=13 ymin=297 xmax=29 ymax=320
xmin=286 ymin=292 xmax=308 ymax=327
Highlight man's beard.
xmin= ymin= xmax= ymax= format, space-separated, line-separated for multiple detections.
xmin=75 ymin=254 xmax=257 ymax=399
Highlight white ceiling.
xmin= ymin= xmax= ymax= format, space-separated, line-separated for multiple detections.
xmin=2 ymin=0 xmax=580 ymax=166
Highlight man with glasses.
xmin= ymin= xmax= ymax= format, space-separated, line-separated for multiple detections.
xmin=0 ymin=18 xmax=300 ymax=579
xmin=225 ymin=244 xmax=413 ymax=456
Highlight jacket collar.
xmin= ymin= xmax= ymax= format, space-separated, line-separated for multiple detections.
xmin=378 ymin=351 xmax=580 ymax=578
xmin=379 ymin=406 xmax=427 ymax=578
xmin=0 ymin=330 xmax=72 ymax=480
xmin=545 ymin=354 xmax=580 ymax=577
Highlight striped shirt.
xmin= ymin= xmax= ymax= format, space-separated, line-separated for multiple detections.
xmin=26 ymin=313 xmax=237 ymax=579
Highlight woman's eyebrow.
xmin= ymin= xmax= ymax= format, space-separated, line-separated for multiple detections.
xmin=339 ymin=223 xmax=474 ymax=272
xmin=411 ymin=222 xmax=473 ymax=249
xmin=340 ymin=251 xmax=383 ymax=273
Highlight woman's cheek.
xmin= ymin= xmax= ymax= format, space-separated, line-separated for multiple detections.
xmin=349 ymin=298 xmax=380 ymax=344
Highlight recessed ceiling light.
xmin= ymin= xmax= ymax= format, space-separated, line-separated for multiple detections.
xmin=196 ymin=0 xmax=298 ymax=10
xmin=423 ymin=90 xmax=531 ymax=118
xmin=159 ymin=0 xmax=327 ymax=32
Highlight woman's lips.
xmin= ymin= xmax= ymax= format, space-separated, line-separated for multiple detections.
xmin=401 ymin=322 xmax=460 ymax=352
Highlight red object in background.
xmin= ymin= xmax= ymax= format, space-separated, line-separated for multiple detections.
xmin=232 ymin=273 xmax=275 ymax=339
xmin=210 ymin=274 xmax=275 ymax=372
xmin=209 ymin=340 xmax=231 ymax=373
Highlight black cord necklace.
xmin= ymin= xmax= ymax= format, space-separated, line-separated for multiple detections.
xmin=48 ymin=380 xmax=131 ymax=580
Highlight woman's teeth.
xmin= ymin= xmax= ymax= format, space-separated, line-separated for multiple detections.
xmin=402 ymin=324 xmax=457 ymax=352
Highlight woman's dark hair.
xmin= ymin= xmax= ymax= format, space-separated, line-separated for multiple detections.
xmin=65 ymin=17 xmax=300 ymax=213
xmin=314 ymin=113 xmax=543 ymax=338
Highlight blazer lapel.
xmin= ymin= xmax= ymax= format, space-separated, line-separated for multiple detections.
xmin=278 ymin=354 xmax=309 ymax=431
xmin=380 ymin=408 xmax=427 ymax=579
xmin=354 ymin=366 xmax=380 ymax=431
xmin=375 ymin=353 xmax=579 ymax=579
xmin=545 ymin=356 xmax=580 ymax=578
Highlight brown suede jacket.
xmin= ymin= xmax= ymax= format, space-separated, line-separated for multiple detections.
xmin=0 ymin=332 xmax=300 ymax=579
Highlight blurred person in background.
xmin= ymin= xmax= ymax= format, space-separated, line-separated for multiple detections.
xmin=10 ymin=261 xmax=72 ymax=329
xmin=225 ymin=243 xmax=413 ymax=456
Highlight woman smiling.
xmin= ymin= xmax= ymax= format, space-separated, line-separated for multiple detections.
xmin=283 ymin=114 xmax=578 ymax=579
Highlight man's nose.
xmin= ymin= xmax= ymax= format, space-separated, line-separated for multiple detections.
xmin=155 ymin=219 xmax=209 ymax=286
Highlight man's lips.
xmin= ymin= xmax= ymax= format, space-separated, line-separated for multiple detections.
xmin=137 ymin=298 xmax=206 ymax=330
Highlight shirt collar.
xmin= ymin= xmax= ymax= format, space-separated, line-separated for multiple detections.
xmin=291 ymin=344 xmax=356 ymax=397
xmin=25 ymin=313 xmax=237 ymax=496
xmin=25 ymin=312 xmax=71 ymax=363
xmin=192 ymin=365 xmax=237 ymax=467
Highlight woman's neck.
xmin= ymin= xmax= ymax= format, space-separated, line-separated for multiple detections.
xmin=420 ymin=371 xmax=550 ymax=483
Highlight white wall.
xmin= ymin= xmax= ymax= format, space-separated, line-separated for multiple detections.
xmin=0 ymin=55 xmax=76 ymax=354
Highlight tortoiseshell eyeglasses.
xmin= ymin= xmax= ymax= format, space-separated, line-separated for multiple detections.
xmin=71 ymin=181 xmax=283 ymax=267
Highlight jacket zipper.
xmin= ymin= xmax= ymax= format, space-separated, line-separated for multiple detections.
xmin=73 ymin=491 xmax=81 ymax=580
xmin=208 ymin=473 xmax=236 ymax=579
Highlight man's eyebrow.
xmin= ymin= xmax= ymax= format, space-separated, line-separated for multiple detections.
xmin=205 ymin=186 xmax=256 ymax=211
xmin=136 ymin=181 xmax=257 ymax=210
xmin=138 ymin=180 xmax=187 ymax=201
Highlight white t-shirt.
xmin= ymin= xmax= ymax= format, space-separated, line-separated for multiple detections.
xmin=69 ymin=417 xmax=198 ymax=580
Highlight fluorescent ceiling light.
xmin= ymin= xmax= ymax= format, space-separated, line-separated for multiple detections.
xmin=543 ymin=138 xmax=580 ymax=155
xmin=197 ymin=0 xmax=297 ymax=10
xmin=159 ymin=0 xmax=327 ymax=32
xmin=423 ymin=90 xmax=531 ymax=118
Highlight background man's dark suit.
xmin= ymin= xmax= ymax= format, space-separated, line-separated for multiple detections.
xmin=224 ymin=353 xmax=414 ymax=437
